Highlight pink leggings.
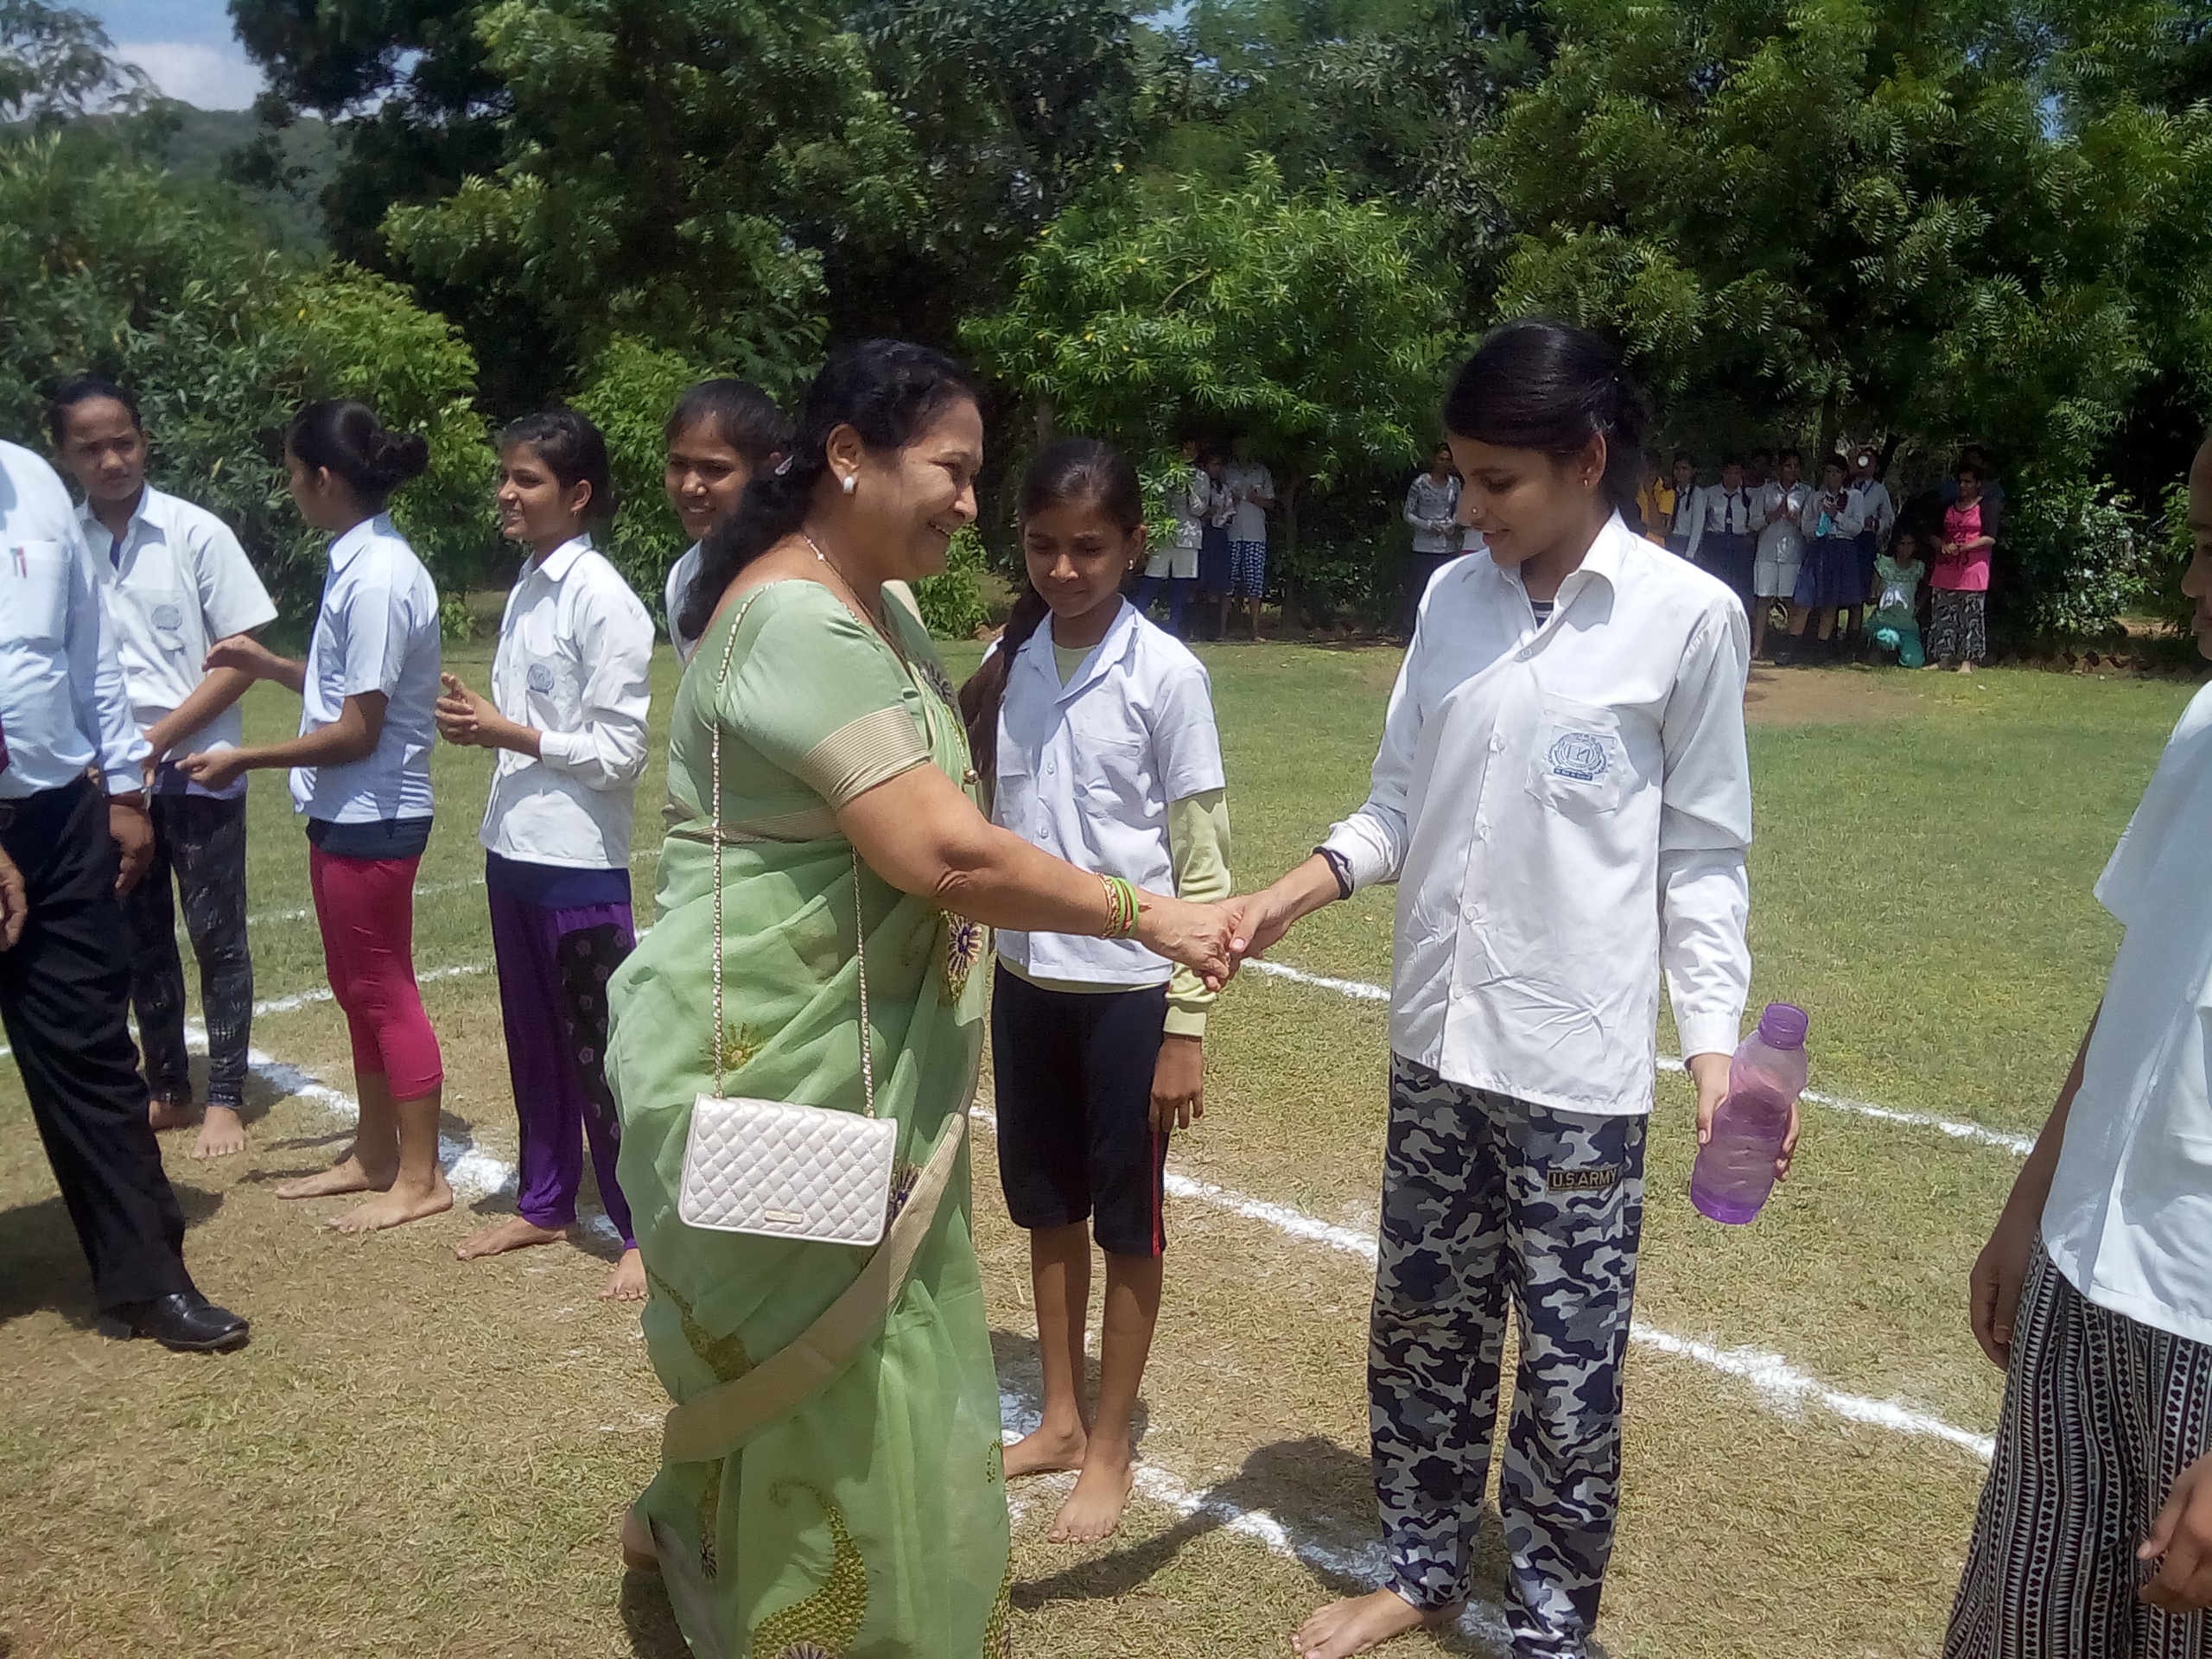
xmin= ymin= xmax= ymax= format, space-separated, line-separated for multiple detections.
xmin=308 ymin=846 xmax=444 ymax=1101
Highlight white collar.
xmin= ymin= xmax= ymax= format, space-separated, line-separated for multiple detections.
xmin=327 ymin=512 xmax=393 ymax=573
xmin=1020 ymin=598 xmax=1140 ymax=704
xmin=525 ymin=534 xmax=594 ymax=584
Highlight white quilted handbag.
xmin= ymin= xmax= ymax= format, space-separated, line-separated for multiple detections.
xmin=677 ymin=588 xmax=899 ymax=1248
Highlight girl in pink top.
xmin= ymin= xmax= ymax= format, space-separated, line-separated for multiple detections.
xmin=1929 ymin=462 xmax=1998 ymax=672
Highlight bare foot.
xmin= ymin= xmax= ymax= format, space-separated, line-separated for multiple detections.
xmin=602 ymin=1248 xmax=647 ymax=1301
xmin=148 ymin=1096 xmax=197 ymax=1132
xmin=1048 ymin=1454 xmax=1136 ymax=1543
xmin=327 ymin=1173 xmax=453 ymax=1234
xmin=189 ymin=1105 xmax=248 ymax=1160
xmin=1002 ymin=1424 xmax=1087 ymax=1480
xmin=275 ymin=1154 xmax=387 ymax=1200
xmin=455 ymin=1215 xmax=566 ymax=1261
xmin=620 ymin=1507 xmax=659 ymax=1573
xmin=1957 ymin=662 xmax=1974 ymax=675
xmin=1291 ymin=1589 xmax=1444 ymax=1658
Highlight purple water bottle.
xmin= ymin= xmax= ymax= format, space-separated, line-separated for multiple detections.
xmin=1690 ymin=1003 xmax=1808 ymax=1224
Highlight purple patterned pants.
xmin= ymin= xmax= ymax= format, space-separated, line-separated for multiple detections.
xmin=486 ymin=887 xmax=637 ymax=1247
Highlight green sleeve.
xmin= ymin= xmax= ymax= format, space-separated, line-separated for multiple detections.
xmin=1163 ymin=787 xmax=1232 ymax=1037
xmin=716 ymin=582 xmax=931 ymax=809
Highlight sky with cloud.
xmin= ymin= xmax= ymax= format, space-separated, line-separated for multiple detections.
xmin=95 ymin=0 xmax=265 ymax=111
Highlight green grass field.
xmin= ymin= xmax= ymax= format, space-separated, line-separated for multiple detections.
xmin=0 ymin=641 xmax=2196 ymax=1659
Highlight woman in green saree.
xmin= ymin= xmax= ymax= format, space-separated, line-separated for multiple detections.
xmin=607 ymin=341 xmax=1238 ymax=1659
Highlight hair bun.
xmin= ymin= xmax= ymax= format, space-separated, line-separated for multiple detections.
xmin=372 ymin=429 xmax=432 ymax=488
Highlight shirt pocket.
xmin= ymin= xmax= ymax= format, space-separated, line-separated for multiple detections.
xmin=139 ymin=588 xmax=190 ymax=652
xmin=1526 ymin=693 xmax=1629 ymax=819
xmin=1 ymin=541 xmax=70 ymax=647
xmin=522 ymin=652 xmax=578 ymax=732
xmin=1076 ymin=729 xmax=1155 ymax=816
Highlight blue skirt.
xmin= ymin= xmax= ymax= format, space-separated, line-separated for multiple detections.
xmin=1198 ymin=524 xmax=1233 ymax=593
xmin=1794 ymin=536 xmax=1863 ymax=610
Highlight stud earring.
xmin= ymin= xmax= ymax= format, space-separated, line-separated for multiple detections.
xmin=841 ymin=474 xmax=856 ymax=495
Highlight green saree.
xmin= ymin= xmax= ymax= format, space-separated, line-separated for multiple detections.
xmin=607 ymin=578 xmax=1009 ymax=1659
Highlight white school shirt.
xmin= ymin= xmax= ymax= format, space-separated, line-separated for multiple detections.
xmin=79 ymin=485 xmax=277 ymax=779
xmin=1224 ymin=461 xmax=1274 ymax=543
xmin=480 ymin=536 xmax=653 ymax=869
xmin=1320 ymin=513 xmax=1753 ymax=1116
xmin=289 ymin=514 xmax=441 ymax=823
xmin=0 ymin=441 xmax=146 ymax=797
xmin=1754 ymin=480 xmax=1809 ymax=564
xmin=665 ymin=542 xmax=702 ymax=665
xmin=1145 ymin=467 xmax=1208 ymax=580
xmin=1405 ymin=474 xmax=1461 ymax=555
xmin=1800 ymin=485 xmax=1865 ymax=541
xmin=2042 ymin=683 xmax=2212 ymax=1345
xmin=992 ymin=599 xmax=1226 ymax=986
xmin=1683 ymin=483 xmax=1757 ymax=563
xmin=1852 ymin=478 xmax=1894 ymax=539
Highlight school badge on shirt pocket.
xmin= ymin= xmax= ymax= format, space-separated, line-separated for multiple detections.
xmin=1529 ymin=694 xmax=1628 ymax=817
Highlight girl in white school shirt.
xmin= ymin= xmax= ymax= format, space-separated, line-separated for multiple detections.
xmin=435 ymin=410 xmax=656 ymax=1300
xmin=1228 ymin=321 xmax=1777 ymax=1659
xmin=179 ymin=401 xmax=449 ymax=1235
xmin=957 ymin=437 xmax=1232 ymax=1547
xmin=660 ymin=379 xmax=788 ymax=666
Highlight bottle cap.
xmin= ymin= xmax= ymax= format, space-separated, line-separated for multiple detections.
xmin=1757 ymin=1003 xmax=1808 ymax=1049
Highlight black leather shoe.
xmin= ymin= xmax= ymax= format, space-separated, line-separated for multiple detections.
xmin=106 ymin=1291 xmax=250 ymax=1353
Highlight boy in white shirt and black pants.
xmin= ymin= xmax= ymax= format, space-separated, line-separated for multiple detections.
xmin=1947 ymin=435 xmax=2212 ymax=1654
xmin=0 ymin=437 xmax=248 ymax=1350
xmin=51 ymin=379 xmax=278 ymax=1160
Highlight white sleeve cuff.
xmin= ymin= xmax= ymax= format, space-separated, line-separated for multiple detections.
xmin=1675 ymin=1013 xmax=1743 ymax=1062
xmin=1321 ymin=810 xmax=1402 ymax=891
xmin=535 ymin=729 xmax=579 ymax=773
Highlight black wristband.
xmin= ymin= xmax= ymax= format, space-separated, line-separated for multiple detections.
xmin=1313 ymin=845 xmax=1354 ymax=903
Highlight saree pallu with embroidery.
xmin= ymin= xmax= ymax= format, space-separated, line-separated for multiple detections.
xmin=607 ymin=581 xmax=1008 ymax=1658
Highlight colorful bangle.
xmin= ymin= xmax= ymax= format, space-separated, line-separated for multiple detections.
xmin=1097 ymin=873 xmax=1140 ymax=940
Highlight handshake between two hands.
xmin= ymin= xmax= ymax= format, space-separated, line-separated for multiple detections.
xmin=1143 ymin=880 xmax=1311 ymax=995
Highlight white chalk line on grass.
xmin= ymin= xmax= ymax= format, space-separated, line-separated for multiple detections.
xmin=994 ymin=1379 xmax=1516 ymax=1649
xmin=26 ymin=931 xmax=1993 ymax=1458
xmin=1247 ymin=957 xmax=2039 ymax=1156
xmin=972 ymin=1103 xmax=1996 ymax=1461
xmin=171 ymin=1015 xmax=622 ymax=1244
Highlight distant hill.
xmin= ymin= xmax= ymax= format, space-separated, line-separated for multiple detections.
xmin=161 ymin=106 xmax=337 ymax=250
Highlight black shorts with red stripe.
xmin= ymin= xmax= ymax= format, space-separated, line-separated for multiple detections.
xmin=990 ymin=962 xmax=1170 ymax=1258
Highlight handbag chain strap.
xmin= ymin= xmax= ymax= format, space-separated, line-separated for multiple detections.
xmin=707 ymin=585 xmax=876 ymax=1116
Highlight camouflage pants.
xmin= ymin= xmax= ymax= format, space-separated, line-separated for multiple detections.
xmin=1371 ymin=1055 xmax=1648 ymax=1658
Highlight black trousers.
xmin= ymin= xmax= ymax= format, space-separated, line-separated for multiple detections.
xmin=0 ymin=779 xmax=194 ymax=1311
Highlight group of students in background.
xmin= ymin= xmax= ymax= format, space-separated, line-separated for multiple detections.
xmin=1133 ymin=434 xmax=1276 ymax=641
xmin=1636 ymin=441 xmax=2001 ymax=673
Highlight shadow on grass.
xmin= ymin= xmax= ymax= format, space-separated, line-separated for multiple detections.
xmin=619 ymin=1567 xmax=690 ymax=1658
xmin=0 ymin=1185 xmax=226 ymax=1332
xmin=1011 ymin=1432 xmax=1512 ymax=1658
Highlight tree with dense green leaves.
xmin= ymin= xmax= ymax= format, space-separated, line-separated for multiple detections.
xmin=966 ymin=156 xmax=1458 ymax=609
xmin=0 ymin=0 xmax=149 ymax=124
xmin=0 ymin=126 xmax=490 ymax=625
xmin=1143 ymin=0 xmax=1548 ymax=260
xmin=231 ymin=0 xmax=1147 ymax=407
xmin=1476 ymin=0 xmax=2212 ymax=481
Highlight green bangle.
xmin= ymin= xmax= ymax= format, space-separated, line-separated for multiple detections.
xmin=1098 ymin=874 xmax=1140 ymax=940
